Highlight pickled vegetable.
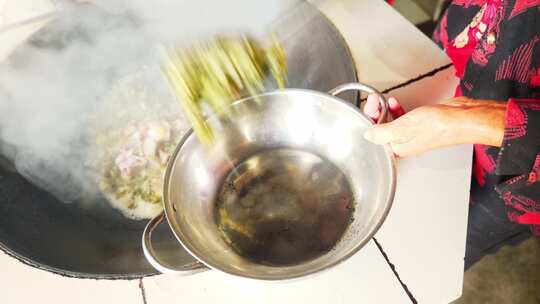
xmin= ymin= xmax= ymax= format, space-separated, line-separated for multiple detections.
xmin=161 ymin=35 xmax=287 ymax=145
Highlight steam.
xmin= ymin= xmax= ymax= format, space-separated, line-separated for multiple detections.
xmin=0 ymin=0 xmax=299 ymax=204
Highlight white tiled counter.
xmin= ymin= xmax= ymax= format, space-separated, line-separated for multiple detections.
xmin=0 ymin=252 xmax=142 ymax=304
xmin=143 ymin=242 xmax=408 ymax=304
xmin=0 ymin=1 xmax=469 ymax=303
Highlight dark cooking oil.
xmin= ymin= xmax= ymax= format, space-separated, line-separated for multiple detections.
xmin=214 ymin=148 xmax=355 ymax=267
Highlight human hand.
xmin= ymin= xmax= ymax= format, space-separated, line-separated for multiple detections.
xmin=363 ymin=95 xmax=506 ymax=157
xmin=363 ymin=94 xmax=406 ymax=123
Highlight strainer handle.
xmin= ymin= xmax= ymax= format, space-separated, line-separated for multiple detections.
xmin=142 ymin=212 xmax=208 ymax=275
xmin=329 ymin=82 xmax=388 ymax=124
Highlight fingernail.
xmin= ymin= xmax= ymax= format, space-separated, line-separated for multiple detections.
xmin=388 ymin=97 xmax=399 ymax=109
xmin=367 ymin=110 xmax=380 ymax=122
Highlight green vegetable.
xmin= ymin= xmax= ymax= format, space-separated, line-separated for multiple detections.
xmin=161 ymin=35 xmax=287 ymax=145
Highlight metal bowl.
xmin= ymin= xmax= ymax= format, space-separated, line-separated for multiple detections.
xmin=143 ymin=83 xmax=396 ymax=280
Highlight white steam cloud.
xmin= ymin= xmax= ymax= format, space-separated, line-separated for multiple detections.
xmin=0 ymin=0 xmax=299 ymax=204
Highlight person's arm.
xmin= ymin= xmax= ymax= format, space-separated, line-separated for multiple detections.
xmin=364 ymin=96 xmax=540 ymax=234
xmin=363 ymin=96 xmax=506 ymax=157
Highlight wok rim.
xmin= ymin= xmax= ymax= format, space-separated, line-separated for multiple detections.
xmin=0 ymin=239 xmax=158 ymax=280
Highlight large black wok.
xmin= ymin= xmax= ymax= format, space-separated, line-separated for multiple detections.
xmin=0 ymin=3 xmax=358 ymax=279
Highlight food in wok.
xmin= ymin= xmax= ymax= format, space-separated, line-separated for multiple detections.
xmin=92 ymin=35 xmax=287 ymax=219
xmin=161 ymin=34 xmax=287 ymax=144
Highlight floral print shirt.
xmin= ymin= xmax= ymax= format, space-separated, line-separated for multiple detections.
xmin=433 ymin=0 xmax=540 ymax=234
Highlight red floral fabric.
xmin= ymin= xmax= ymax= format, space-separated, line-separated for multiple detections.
xmin=433 ymin=0 xmax=540 ymax=234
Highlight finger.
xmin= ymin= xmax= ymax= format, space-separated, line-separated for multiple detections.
xmin=363 ymin=122 xmax=400 ymax=145
xmin=389 ymin=142 xmax=416 ymax=158
xmin=364 ymin=94 xmax=381 ymax=122
xmin=388 ymin=97 xmax=405 ymax=118
xmin=390 ymin=141 xmax=430 ymax=158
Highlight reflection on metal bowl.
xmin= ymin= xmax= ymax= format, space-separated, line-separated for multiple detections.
xmin=143 ymin=84 xmax=396 ymax=280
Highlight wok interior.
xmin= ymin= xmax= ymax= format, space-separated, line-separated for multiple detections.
xmin=165 ymin=90 xmax=394 ymax=279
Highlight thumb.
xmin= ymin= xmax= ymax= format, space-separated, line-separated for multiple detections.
xmin=363 ymin=122 xmax=399 ymax=145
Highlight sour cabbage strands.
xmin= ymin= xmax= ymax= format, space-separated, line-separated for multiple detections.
xmin=89 ymin=68 xmax=191 ymax=220
xmin=160 ymin=35 xmax=287 ymax=144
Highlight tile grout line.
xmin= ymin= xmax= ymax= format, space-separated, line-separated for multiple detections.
xmin=372 ymin=237 xmax=418 ymax=304
xmin=381 ymin=63 xmax=453 ymax=94
xmin=139 ymin=278 xmax=148 ymax=304
xmin=358 ymin=63 xmax=453 ymax=104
